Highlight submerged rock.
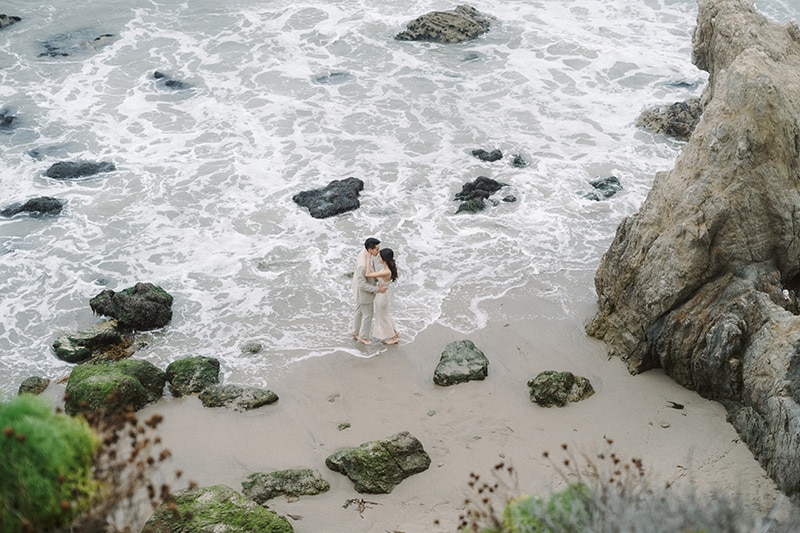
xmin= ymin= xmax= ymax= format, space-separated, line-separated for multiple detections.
xmin=395 ymin=5 xmax=495 ymax=44
xmin=292 ymin=177 xmax=363 ymax=219
xmin=44 ymin=160 xmax=116 ymax=180
xmin=582 ymin=176 xmax=623 ymax=201
xmin=472 ymin=148 xmax=503 ymax=162
xmin=326 ymin=431 xmax=431 ymax=493
xmin=64 ymin=359 xmax=166 ymax=416
xmin=39 ymin=32 xmax=114 ymax=58
xmin=90 ymin=282 xmax=173 ymax=331
xmin=242 ymin=469 xmax=330 ymax=503
xmin=527 ymin=370 xmax=595 ymax=407
xmin=143 ymin=485 xmax=293 ymax=533
xmin=1 ymin=197 xmax=64 ymax=217
xmin=433 ymin=339 xmax=489 ymax=386
xmin=0 ymin=15 xmax=21 ymax=30
xmin=153 ymin=70 xmax=192 ymax=90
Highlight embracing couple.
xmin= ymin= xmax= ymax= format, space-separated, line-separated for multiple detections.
xmin=351 ymin=237 xmax=399 ymax=345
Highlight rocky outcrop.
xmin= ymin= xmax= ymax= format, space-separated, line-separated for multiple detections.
xmin=582 ymin=176 xmax=623 ymax=201
xmin=636 ymin=98 xmax=703 ymax=141
xmin=165 ymin=356 xmax=220 ymax=397
xmin=395 ymin=5 xmax=494 ymax=44
xmin=143 ymin=485 xmax=293 ymax=533
xmin=433 ymin=340 xmax=489 ymax=386
xmin=198 ymin=384 xmax=278 ymax=411
xmin=454 ymin=176 xmax=511 ymax=214
xmin=325 ymin=431 xmax=431 ymax=493
xmin=44 ymin=160 xmax=115 ymax=180
xmin=587 ymin=0 xmax=800 ymax=495
xmin=472 ymin=148 xmax=503 ymax=162
xmin=292 ymin=177 xmax=363 ymax=219
xmin=1 ymin=197 xmax=64 ymax=217
xmin=52 ymin=320 xmax=131 ymax=363
xmin=242 ymin=469 xmax=330 ymax=503
xmin=527 ymin=371 xmax=595 ymax=407
xmin=64 ymin=359 xmax=166 ymax=416
xmin=90 ymin=282 xmax=173 ymax=331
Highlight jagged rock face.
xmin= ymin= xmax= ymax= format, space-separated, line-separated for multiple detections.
xmin=587 ymin=0 xmax=800 ymax=495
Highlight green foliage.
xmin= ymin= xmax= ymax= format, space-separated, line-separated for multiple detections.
xmin=500 ymin=484 xmax=590 ymax=532
xmin=0 ymin=394 xmax=99 ymax=531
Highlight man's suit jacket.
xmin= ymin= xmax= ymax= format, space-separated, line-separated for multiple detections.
xmin=353 ymin=251 xmax=378 ymax=304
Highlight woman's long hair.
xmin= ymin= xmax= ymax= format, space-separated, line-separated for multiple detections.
xmin=380 ymin=248 xmax=398 ymax=281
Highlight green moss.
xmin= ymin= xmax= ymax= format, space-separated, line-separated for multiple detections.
xmin=0 ymin=395 xmax=99 ymax=531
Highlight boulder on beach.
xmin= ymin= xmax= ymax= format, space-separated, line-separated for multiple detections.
xmin=636 ymin=98 xmax=703 ymax=141
xmin=587 ymin=0 xmax=800 ymax=495
xmin=142 ymin=485 xmax=294 ymax=533
xmin=527 ymin=370 xmax=595 ymax=407
xmin=198 ymin=384 xmax=278 ymax=412
xmin=64 ymin=359 xmax=166 ymax=416
xmin=90 ymin=282 xmax=173 ymax=331
xmin=433 ymin=339 xmax=489 ymax=386
xmin=395 ymin=5 xmax=495 ymax=44
xmin=18 ymin=376 xmax=50 ymax=396
xmin=52 ymin=320 xmax=131 ymax=364
xmin=44 ymin=160 xmax=116 ymax=180
xmin=1 ymin=196 xmax=64 ymax=218
xmin=165 ymin=356 xmax=220 ymax=397
xmin=242 ymin=468 xmax=330 ymax=503
xmin=292 ymin=177 xmax=363 ymax=219
xmin=325 ymin=431 xmax=431 ymax=493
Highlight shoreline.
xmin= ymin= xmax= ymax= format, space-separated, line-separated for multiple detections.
xmin=134 ymin=282 xmax=788 ymax=532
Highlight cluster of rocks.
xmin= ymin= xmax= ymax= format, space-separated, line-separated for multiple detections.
xmin=588 ymin=0 xmax=800 ymax=496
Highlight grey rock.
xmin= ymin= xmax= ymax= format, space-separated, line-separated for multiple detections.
xmin=636 ymin=98 xmax=703 ymax=141
xmin=18 ymin=376 xmax=50 ymax=395
xmin=44 ymin=160 xmax=115 ymax=180
xmin=472 ymin=148 xmax=503 ymax=162
xmin=198 ymin=384 xmax=278 ymax=411
xmin=433 ymin=339 xmax=489 ymax=386
xmin=52 ymin=320 xmax=129 ymax=363
xmin=395 ymin=5 xmax=494 ymax=44
xmin=527 ymin=370 xmax=595 ymax=407
xmin=325 ymin=431 xmax=431 ymax=493
xmin=90 ymin=282 xmax=173 ymax=331
xmin=0 ymin=15 xmax=21 ymax=30
xmin=242 ymin=469 xmax=330 ymax=503
xmin=582 ymin=176 xmax=623 ymax=201
xmin=1 ymin=197 xmax=64 ymax=217
xmin=292 ymin=177 xmax=363 ymax=219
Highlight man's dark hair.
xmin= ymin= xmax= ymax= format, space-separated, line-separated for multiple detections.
xmin=364 ymin=237 xmax=380 ymax=250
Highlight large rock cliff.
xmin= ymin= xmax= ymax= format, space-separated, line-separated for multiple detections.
xmin=587 ymin=0 xmax=800 ymax=495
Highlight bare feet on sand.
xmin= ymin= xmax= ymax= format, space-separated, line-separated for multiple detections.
xmin=384 ymin=336 xmax=398 ymax=345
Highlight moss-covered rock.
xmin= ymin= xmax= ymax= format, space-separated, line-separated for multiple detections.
xmin=17 ymin=376 xmax=50 ymax=395
xmin=89 ymin=282 xmax=173 ymax=331
xmin=64 ymin=359 xmax=166 ymax=415
xmin=198 ymin=384 xmax=278 ymax=412
xmin=325 ymin=431 xmax=431 ymax=493
xmin=527 ymin=371 xmax=595 ymax=407
xmin=433 ymin=340 xmax=489 ymax=386
xmin=142 ymin=484 xmax=293 ymax=533
xmin=52 ymin=320 xmax=128 ymax=363
xmin=242 ymin=468 xmax=330 ymax=503
xmin=166 ymin=356 xmax=220 ymax=397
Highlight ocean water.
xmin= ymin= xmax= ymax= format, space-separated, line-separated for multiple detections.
xmin=0 ymin=0 xmax=795 ymax=395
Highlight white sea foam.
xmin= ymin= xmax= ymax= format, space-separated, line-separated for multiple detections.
xmin=2 ymin=0 xmax=791 ymax=394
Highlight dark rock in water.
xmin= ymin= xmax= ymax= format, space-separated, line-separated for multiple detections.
xmin=18 ymin=376 xmax=50 ymax=396
xmin=153 ymin=70 xmax=192 ymax=90
xmin=512 ymin=154 xmax=529 ymax=168
xmin=292 ymin=177 xmax=363 ymax=219
xmin=39 ymin=32 xmax=114 ymax=58
xmin=455 ymin=198 xmax=486 ymax=214
xmin=0 ymin=110 xmax=16 ymax=131
xmin=242 ymin=469 xmax=330 ymax=503
xmin=0 ymin=15 xmax=21 ymax=30
xmin=583 ymin=176 xmax=622 ymax=201
xmin=52 ymin=320 xmax=129 ymax=364
xmin=1 ymin=196 xmax=64 ymax=217
xmin=313 ymin=71 xmax=352 ymax=85
xmin=45 ymin=160 xmax=116 ymax=180
xmin=433 ymin=339 xmax=489 ymax=386
xmin=90 ymin=282 xmax=173 ymax=331
xmin=143 ymin=485 xmax=294 ymax=533
xmin=325 ymin=431 xmax=431 ymax=493
xmin=472 ymin=148 xmax=503 ymax=162
xmin=165 ymin=356 xmax=220 ymax=397
xmin=64 ymin=359 xmax=166 ymax=416
xmin=503 ymin=195 xmax=517 ymax=203
xmin=636 ymin=98 xmax=703 ymax=141
xmin=199 ymin=384 xmax=279 ymax=412
xmin=527 ymin=370 xmax=595 ymax=407
xmin=455 ymin=175 xmax=505 ymax=201
xmin=395 ymin=5 xmax=495 ymax=44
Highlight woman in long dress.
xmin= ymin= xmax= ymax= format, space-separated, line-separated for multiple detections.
xmin=364 ymin=248 xmax=399 ymax=345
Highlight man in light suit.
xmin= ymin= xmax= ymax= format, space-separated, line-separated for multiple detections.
xmin=351 ymin=237 xmax=386 ymax=344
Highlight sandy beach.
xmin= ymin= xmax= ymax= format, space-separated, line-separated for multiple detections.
xmin=124 ymin=281 xmax=789 ymax=533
